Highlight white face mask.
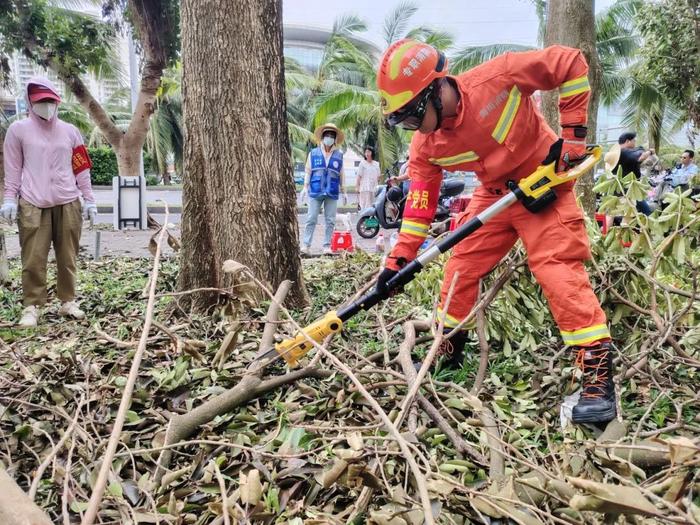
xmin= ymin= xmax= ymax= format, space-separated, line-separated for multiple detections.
xmin=322 ymin=136 xmax=335 ymax=147
xmin=33 ymin=102 xmax=58 ymax=120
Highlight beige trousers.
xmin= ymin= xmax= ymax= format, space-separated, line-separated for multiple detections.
xmin=18 ymin=198 xmax=82 ymax=307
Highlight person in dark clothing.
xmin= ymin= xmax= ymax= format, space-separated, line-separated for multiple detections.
xmin=614 ymin=132 xmax=653 ymax=215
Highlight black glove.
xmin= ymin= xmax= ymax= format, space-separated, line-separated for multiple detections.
xmin=375 ymin=257 xmax=406 ymax=298
xmin=376 ymin=267 xmax=398 ymax=297
xmin=543 ymin=126 xmax=588 ymax=172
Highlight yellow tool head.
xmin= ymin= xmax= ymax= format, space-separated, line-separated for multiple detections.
xmin=274 ymin=311 xmax=343 ymax=367
xmin=518 ymin=145 xmax=602 ymax=199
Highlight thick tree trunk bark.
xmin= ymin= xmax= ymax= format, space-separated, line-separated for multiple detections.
xmin=543 ymin=0 xmax=601 ymax=217
xmin=178 ymin=0 xmax=308 ymax=309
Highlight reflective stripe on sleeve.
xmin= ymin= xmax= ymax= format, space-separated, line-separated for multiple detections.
xmin=428 ymin=150 xmax=479 ymax=167
xmin=399 ymin=219 xmax=430 ymax=238
xmin=559 ymin=76 xmax=590 ymax=98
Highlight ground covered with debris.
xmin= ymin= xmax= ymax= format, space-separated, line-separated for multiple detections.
xmin=1 ymin=179 xmax=699 ymax=524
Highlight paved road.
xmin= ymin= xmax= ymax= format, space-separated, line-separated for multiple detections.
xmin=92 ymin=188 xmax=363 ymax=208
xmin=3 ymin=212 xmax=389 ymax=259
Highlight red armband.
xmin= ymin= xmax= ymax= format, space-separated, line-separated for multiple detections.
xmin=403 ymin=179 xmax=441 ymax=220
xmin=71 ymin=145 xmax=92 ymax=176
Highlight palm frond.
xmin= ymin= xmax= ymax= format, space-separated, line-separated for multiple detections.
xmin=332 ymin=14 xmax=367 ymax=37
xmin=312 ymin=82 xmax=380 ymax=129
xmin=450 ymin=44 xmax=534 ymax=74
xmin=288 ymin=121 xmax=315 ymax=144
xmin=382 ymin=1 xmax=418 ymax=45
xmin=405 ymin=26 xmax=455 ymax=51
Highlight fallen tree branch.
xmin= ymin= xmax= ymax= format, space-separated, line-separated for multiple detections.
xmin=398 ymin=320 xmax=486 ymax=464
xmin=0 ymin=468 xmax=52 ymax=525
xmin=154 ymin=366 xmax=332 ymax=485
xmin=244 ymin=271 xmax=436 ymax=524
xmin=255 ymin=279 xmax=293 ymax=360
xmin=81 ymin=203 xmax=170 ymax=525
xmin=472 ymin=306 xmax=489 ymax=395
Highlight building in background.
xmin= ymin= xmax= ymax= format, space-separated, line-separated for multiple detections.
xmin=1 ymin=51 xmax=126 ymax=119
xmin=284 ymin=24 xmax=379 ymax=73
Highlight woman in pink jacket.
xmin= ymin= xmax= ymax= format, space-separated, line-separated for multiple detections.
xmin=1 ymin=77 xmax=97 ymax=327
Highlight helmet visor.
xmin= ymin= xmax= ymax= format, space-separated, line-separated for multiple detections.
xmin=386 ymin=84 xmax=434 ymax=130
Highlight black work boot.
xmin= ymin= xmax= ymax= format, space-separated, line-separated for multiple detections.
xmin=571 ymin=342 xmax=617 ymax=424
xmin=435 ymin=330 xmax=468 ymax=369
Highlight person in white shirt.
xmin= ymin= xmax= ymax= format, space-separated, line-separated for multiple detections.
xmin=669 ymin=150 xmax=698 ymax=190
xmin=356 ymin=146 xmax=381 ymax=210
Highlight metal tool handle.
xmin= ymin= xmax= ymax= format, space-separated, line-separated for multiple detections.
xmin=275 ymin=146 xmax=603 ymax=366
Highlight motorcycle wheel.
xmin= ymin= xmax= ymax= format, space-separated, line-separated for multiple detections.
xmin=356 ymin=216 xmax=380 ymax=239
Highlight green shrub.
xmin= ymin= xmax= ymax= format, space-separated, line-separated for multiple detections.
xmin=88 ymin=147 xmax=159 ymax=184
xmin=88 ymin=146 xmax=118 ymax=186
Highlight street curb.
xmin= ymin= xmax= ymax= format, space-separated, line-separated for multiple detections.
xmin=92 ymin=185 xmax=184 ymax=191
xmin=95 ymin=205 xmax=360 ymax=214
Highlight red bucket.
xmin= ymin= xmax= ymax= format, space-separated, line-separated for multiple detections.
xmin=330 ymin=231 xmax=354 ymax=252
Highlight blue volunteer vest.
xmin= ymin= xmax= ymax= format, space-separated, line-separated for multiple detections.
xmin=308 ymin=147 xmax=343 ymax=200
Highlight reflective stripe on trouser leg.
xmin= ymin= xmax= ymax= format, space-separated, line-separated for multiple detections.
xmin=437 ymin=306 xmax=475 ymax=330
xmin=513 ymin=189 xmax=609 ymax=346
xmin=560 ymin=324 xmax=610 ymax=346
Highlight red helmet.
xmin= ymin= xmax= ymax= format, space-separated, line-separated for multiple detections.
xmin=377 ymin=39 xmax=448 ymax=116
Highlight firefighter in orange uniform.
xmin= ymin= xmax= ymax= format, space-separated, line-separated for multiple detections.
xmin=375 ymin=40 xmax=615 ymax=424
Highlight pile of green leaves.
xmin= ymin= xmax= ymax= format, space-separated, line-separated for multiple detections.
xmin=0 ymin=175 xmax=699 ymax=523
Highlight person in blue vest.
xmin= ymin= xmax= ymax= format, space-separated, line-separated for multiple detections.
xmin=301 ymin=123 xmax=347 ymax=254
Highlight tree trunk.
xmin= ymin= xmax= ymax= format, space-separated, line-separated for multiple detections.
xmin=0 ymin=469 xmax=53 ymax=525
xmin=543 ymin=0 xmax=601 ymax=217
xmin=115 ymin=141 xmax=142 ymax=178
xmin=178 ymin=0 xmax=308 ymax=309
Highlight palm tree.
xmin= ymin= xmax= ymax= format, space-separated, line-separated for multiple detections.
xmin=146 ymin=65 xmax=183 ymax=184
xmin=285 ymin=57 xmax=317 ymax=164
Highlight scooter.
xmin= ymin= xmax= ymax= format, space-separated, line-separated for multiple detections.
xmin=355 ymin=178 xmax=466 ymax=239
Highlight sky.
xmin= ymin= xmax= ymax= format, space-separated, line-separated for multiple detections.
xmin=283 ymin=0 xmax=618 ymax=49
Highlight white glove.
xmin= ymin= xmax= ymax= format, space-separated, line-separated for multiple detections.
xmin=83 ymin=202 xmax=97 ymax=225
xmin=0 ymin=199 xmax=17 ymax=224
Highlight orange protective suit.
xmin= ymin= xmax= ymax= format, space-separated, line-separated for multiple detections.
xmin=386 ymin=46 xmax=609 ymax=346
